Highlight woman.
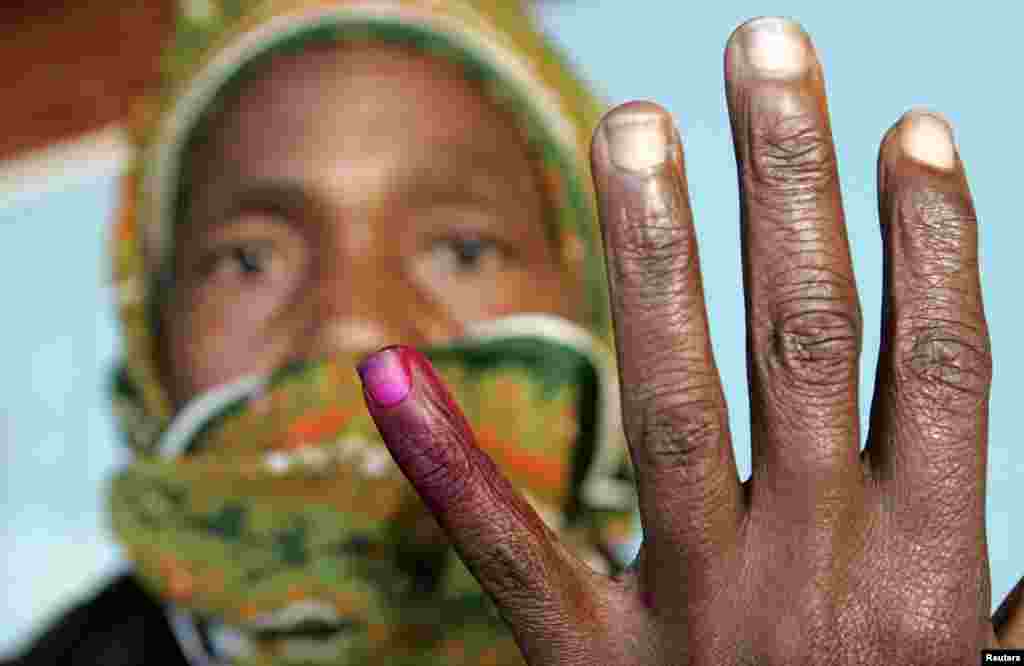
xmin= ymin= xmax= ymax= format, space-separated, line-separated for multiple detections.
xmin=14 ymin=1 xmax=634 ymax=664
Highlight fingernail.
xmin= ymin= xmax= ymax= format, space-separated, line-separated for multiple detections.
xmin=602 ymin=101 xmax=674 ymax=173
xmin=899 ymin=110 xmax=956 ymax=170
xmin=728 ymin=16 xmax=813 ymax=79
xmin=357 ymin=346 xmax=411 ymax=408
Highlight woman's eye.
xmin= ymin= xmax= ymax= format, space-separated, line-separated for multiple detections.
xmin=431 ymin=236 xmax=504 ymax=274
xmin=231 ymin=245 xmax=269 ymax=274
xmin=202 ymin=242 xmax=276 ymax=281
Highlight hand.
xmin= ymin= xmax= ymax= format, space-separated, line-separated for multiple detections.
xmin=358 ymin=16 xmax=1024 ymax=664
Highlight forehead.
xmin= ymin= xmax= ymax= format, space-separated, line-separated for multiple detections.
xmin=186 ymin=40 xmax=538 ymax=184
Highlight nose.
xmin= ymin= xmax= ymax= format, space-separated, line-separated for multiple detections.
xmin=300 ymin=254 xmax=463 ymax=360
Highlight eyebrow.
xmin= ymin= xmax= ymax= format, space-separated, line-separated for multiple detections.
xmin=183 ymin=178 xmax=317 ymax=237
xmin=219 ymin=179 xmax=316 ymax=222
xmin=395 ymin=143 xmax=532 ymax=211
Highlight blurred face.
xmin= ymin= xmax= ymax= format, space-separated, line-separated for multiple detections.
xmin=161 ymin=41 xmax=582 ymax=406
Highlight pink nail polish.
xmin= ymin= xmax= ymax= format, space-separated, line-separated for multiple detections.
xmin=357 ymin=346 xmax=411 ymax=408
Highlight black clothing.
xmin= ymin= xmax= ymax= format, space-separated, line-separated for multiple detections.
xmin=5 ymin=574 xmax=190 ymax=666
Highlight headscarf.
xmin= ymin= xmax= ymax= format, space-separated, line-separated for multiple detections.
xmin=107 ymin=2 xmax=635 ymax=664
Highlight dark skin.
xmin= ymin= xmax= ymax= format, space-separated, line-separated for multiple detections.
xmin=161 ymin=40 xmax=582 ymax=405
xmin=359 ymin=17 xmax=1024 ymax=664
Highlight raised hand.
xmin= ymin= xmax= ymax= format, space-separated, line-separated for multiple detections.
xmin=357 ymin=16 xmax=1023 ymax=664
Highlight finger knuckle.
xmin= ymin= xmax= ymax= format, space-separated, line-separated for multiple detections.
xmin=765 ymin=286 xmax=862 ymax=389
xmin=475 ymin=527 xmax=549 ymax=599
xmin=894 ymin=188 xmax=979 ymax=268
xmin=895 ymin=318 xmax=992 ymax=412
xmin=633 ymin=374 xmax=727 ymax=471
xmin=748 ymin=109 xmax=837 ymax=197
xmin=608 ymin=181 xmax=693 ymax=299
xmin=395 ymin=426 xmax=476 ymax=511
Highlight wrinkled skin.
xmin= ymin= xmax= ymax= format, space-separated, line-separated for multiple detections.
xmin=360 ymin=17 xmax=1024 ymax=665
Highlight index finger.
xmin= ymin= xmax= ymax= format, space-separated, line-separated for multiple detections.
xmin=356 ymin=346 xmax=609 ymax=663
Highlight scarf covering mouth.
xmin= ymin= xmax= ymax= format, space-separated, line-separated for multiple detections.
xmin=107 ymin=1 xmax=636 ymax=664
xmin=110 ymin=315 xmax=634 ymax=665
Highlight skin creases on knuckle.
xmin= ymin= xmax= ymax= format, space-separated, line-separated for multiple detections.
xmin=471 ymin=516 xmax=553 ymax=603
xmin=632 ymin=372 xmax=727 ymax=472
xmin=894 ymin=316 xmax=992 ymax=413
xmin=894 ymin=188 xmax=980 ymax=271
xmin=764 ymin=287 xmax=862 ymax=390
xmin=747 ymin=109 xmax=837 ymax=198
xmin=393 ymin=422 xmax=477 ymax=512
xmin=450 ymin=444 xmax=570 ymax=607
xmin=607 ymin=175 xmax=693 ymax=296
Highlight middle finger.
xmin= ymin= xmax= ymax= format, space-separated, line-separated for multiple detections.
xmin=591 ymin=102 xmax=742 ymax=590
xmin=725 ymin=18 xmax=864 ymax=509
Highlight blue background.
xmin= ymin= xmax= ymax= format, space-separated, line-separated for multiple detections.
xmin=2 ymin=2 xmax=1021 ymax=655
